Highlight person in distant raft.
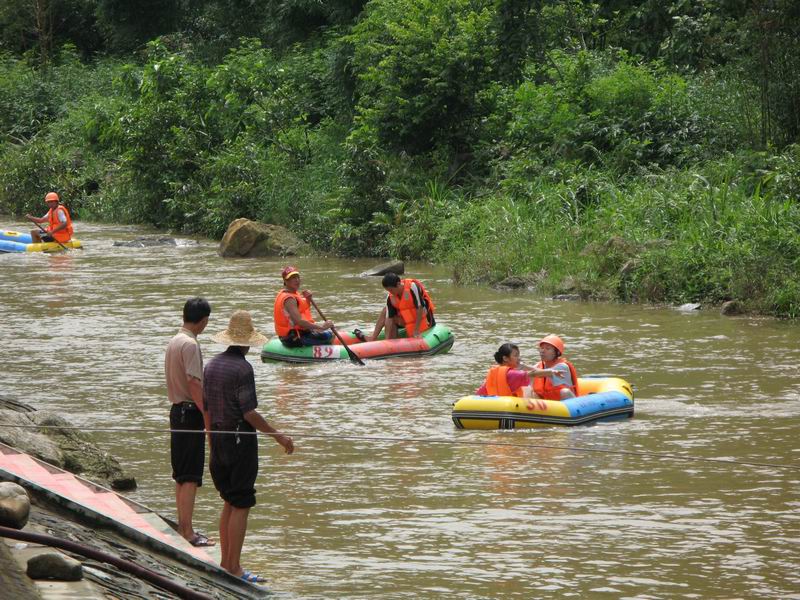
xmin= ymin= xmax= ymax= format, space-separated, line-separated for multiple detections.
xmin=369 ymin=273 xmax=435 ymax=340
xmin=273 ymin=266 xmax=335 ymax=347
xmin=25 ymin=191 xmax=73 ymax=243
xmin=529 ymin=335 xmax=579 ymax=407
xmin=476 ymin=342 xmax=565 ymax=397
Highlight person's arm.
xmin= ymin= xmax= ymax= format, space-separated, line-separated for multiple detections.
xmin=25 ymin=212 xmax=48 ymax=224
xmin=188 ymin=376 xmax=211 ymax=435
xmin=285 ymin=297 xmax=332 ymax=332
xmin=409 ymin=283 xmax=424 ymax=337
xmin=525 ymin=367 xmax=564 ymax=379
xmin=370 ymin=307 xmax=387 ymax=340
xmin=243 ymin=410 xmax=294 ymax=454
xmin=412 ymin=306 xmax=425 ymax=338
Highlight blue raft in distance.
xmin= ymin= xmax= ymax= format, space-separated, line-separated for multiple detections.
xmin=1 ymin=230 xmax=33 ymax=244
xmin=0 ymin=229 xmax=82 ymax=253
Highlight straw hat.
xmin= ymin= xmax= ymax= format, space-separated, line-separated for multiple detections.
xmin=212 ymin=310 xmax=268 ymax=346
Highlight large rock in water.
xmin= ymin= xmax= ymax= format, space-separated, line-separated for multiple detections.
xmin=361 ymin=260 xmax=405 ymax=277
xmin=219 ymin=218 xmax=310 ymax=258
xmin=113 ymin=236 xmax=178 ymax=248
xmin=30 ymin=412 xmax=136 ymax=491
xmin=0 ymin=409 xmax=64 ymax=468
xmin=0 ymin=402 xmax=136 ymax=491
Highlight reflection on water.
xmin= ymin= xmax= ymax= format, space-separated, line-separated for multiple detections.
xmin=1 ymin=221 xmax=799 ymax=599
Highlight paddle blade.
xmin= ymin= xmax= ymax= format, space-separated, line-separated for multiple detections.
xmin=344 ymin=341 xmax=366 ymax=366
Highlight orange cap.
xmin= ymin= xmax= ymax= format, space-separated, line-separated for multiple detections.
xmin=45 ymin=192 xmax=59 ymax=203
xmin=281 ymin=266 xmax=300 ymax=280
xmin=539 ymin=334 xmax=565 ymax=355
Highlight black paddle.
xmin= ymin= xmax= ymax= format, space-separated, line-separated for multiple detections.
xmin=307 ymin=296 xmax=366 ymax=366
xmin=33 ymin=222 xmax=70 ymax=252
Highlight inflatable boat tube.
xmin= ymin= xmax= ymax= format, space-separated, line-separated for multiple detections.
xmin=0 ymin=231 xmax=82 ymax=253
xmin=261 ymin=323 xmax=454 ymax=363
xmin=0 ymin=230 xmax=33 ymax=244
xmin=452 ymin=376 xmax=634 ymax=429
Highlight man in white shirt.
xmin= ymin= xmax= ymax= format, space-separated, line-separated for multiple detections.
xmin=165 ymin=297 xmax=214 ymax=546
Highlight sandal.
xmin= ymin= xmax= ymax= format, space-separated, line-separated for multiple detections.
xmin=353 ymin=328 xmax=367 ymax=342
xmin=188 ymin=533 xmax=215 ymax=547
xmin=240 ymin=570 xmax=266 ymax=583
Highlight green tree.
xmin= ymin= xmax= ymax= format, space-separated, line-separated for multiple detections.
xmin=95 ymin=0 xmax=185 ymax=52
xmin=0 ymin=0 xmax=101 ymax=60
xmin=348 ymin=0 xmax=497 ymax=154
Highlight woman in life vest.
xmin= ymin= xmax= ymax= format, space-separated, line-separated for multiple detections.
xmin=369 ymin=273 xmax=435 ymax=340
xmin=530 ymin=335 xmax=579 ymax=406
xmin=273 ymin=266 xmax=334 ymax=347
xmin=476 ymin=343 xmax=564 ymax=397
xmin=26 ymin=192 xmax=73 ymax=243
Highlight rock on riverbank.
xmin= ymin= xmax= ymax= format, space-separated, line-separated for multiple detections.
xmin=0 ymin=397 xmax=136 ymax=491
xmin=218 ymin=218 xmax=310 ymax=257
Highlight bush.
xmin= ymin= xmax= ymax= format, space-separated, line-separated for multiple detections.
xmin=504 ymin=51 xmax=721 ymax=172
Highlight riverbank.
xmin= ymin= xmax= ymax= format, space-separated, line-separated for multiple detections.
xmin=0 ymin=397 xmax=267 ymax=599
xmin=0 ymin=476 xmax=264 ymax=599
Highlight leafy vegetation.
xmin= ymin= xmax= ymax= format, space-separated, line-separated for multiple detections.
xmin=0 ymin=0 xmax=798 ymax=316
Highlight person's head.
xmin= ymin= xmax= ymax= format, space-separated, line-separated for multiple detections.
xmin=183 ymin=297 xmax=211 ymax=332
xmin=538 ymin=334 xmax=564 ymax=361
xmin=211 ymin=309 xmax=267 ymax=352
xmin=494 ymin=343 xmax=520 ymax=368
xmin=281 ymin=266 xmax=301 ymax=291
xmin=382 ymin=272 xmax=403 ymax=296
xmin=44 ymin=192 xmax=59 ymax=206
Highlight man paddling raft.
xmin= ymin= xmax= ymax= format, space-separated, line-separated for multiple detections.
xmin=273 ymin=265 xmax=335 ymax=347
xmin=25 ymin=191 xmax=74 ymax=244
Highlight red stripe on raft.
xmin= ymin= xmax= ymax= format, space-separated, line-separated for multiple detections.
xmin=350 ymin=338 xmax=431 ymax=358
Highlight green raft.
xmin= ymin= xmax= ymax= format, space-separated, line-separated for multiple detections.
xmin=261 ymin=323 xmax=454 ymax=363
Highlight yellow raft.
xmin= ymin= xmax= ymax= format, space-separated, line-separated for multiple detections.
xmin=452 ymin=376 xmax=634 ymax=429
xmin=22 ymin=240 xmax=82 ymax=252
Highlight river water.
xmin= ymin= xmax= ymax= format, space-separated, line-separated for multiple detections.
xmin=1 ymin=221 xmax=799 ymax=599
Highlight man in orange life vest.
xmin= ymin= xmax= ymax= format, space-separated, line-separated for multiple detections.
xmin=369 ymin=273 xmax=435 ymax=340
xmin=528 ymin=334 xmax=579 ymax=408
xmin=25 ymin=192 xmax=73 ymax=243
xmin=273 ymin=266 xmax=335 ymax=347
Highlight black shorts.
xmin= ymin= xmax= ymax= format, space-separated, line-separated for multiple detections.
xmin=170 ymin=403 xmax=205 ymax=485
xmin=210 ymin=425 xmax=258 ymax=509
xmin=40 ymin=233 xmax=55 ymax=242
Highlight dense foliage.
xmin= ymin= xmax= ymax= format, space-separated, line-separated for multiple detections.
xmin=1 ymin=0 xmax=799 ymax=317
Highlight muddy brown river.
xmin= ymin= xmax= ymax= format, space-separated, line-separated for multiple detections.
xmin=1 ymin=221 xmax=798 ymax=599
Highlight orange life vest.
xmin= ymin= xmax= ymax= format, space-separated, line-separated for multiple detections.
xmin=483 ymin=365 xmax=524 ymax=397
xmin=273 ymin=289 xmax=314 ymax=336
xmin=47 ymin=205 xmax=73 ymax=243
xmin=532 ymin=358 xmax=579 ymax=400
xmin=387 ymin=279 xmax=435 ymax=334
